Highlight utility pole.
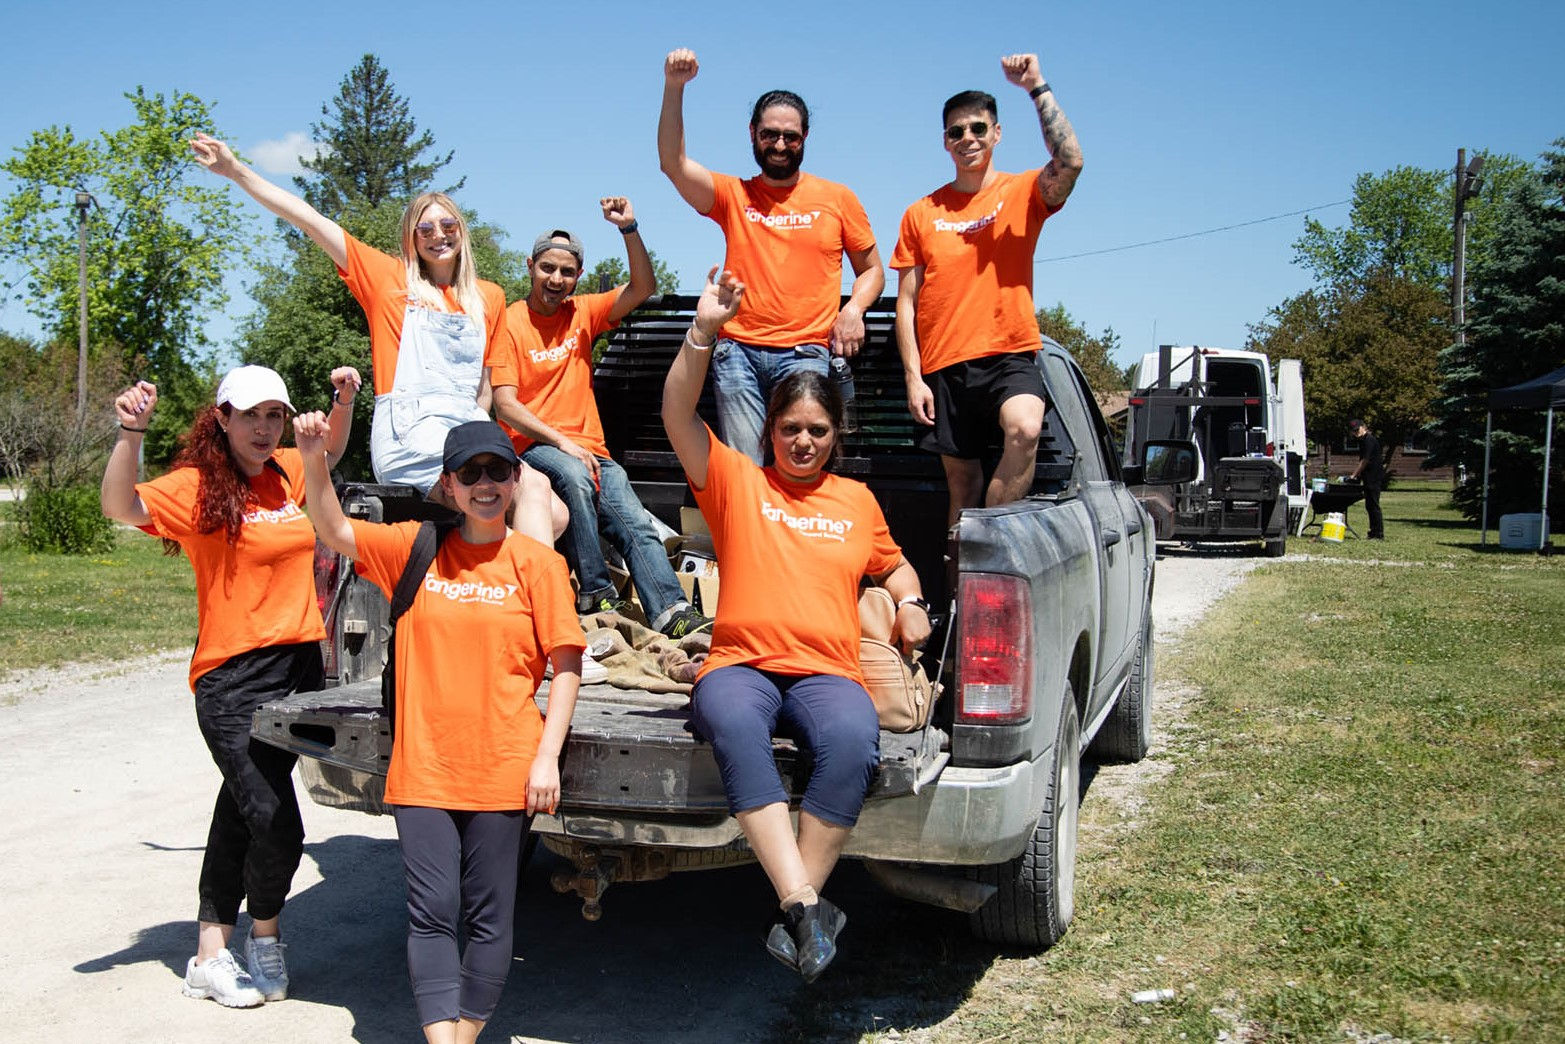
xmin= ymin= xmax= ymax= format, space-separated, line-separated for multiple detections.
xmin=1452 ymin=149 xmax=1485 ymax=348
xmin=75 ymin=189 xmax=92 ymax=419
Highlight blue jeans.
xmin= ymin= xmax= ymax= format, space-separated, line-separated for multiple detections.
xmin=712 ymin=339 xmax=831 ymax=464
xmin=521 ymin=445 xmax=687 ymax=622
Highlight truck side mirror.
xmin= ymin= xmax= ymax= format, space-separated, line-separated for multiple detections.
xmin=1124 ymin=440 xmax=1198 ymax=486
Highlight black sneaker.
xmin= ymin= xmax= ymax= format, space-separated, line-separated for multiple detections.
xmin=661 ymin=606 xmax=713 ymax=640
xmin=589 ymin=595 xmax=637 ymax=618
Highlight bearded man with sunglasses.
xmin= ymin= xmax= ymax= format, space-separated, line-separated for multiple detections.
xmin=892 ymin=53 xmax=1083 ymax=526
xmin=659 ymin=48 xmax=884 ymax=464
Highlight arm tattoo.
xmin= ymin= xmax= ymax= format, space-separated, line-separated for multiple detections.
xmin=1034 ymin=92 xmax=1082 ymax=205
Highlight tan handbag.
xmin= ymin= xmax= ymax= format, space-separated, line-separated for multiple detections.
xmin=858 ymin=588 xmax=942 ymax=733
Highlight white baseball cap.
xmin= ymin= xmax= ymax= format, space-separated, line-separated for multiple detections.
xmin=215 ymin=365 xmax=294 ymax=412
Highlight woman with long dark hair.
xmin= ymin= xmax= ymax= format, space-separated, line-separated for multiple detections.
xmin=101 ymin=363 xmax=360 ymax=1008
xmin=661 ymin=270 xmax=931 ymax=980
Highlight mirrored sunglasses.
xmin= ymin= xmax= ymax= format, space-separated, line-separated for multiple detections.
xmin=452 ymin=459 xmax=516 ymax=485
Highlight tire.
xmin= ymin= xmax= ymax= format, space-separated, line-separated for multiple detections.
xmin=1089 ymin=605 xmax=1154 ymax=763
xmin=968 ymin=687 xmax=1081 ymax=948
xmin=1263 ymin=535 xmax=1286 ymax=557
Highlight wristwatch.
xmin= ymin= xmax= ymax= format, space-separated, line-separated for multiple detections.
xmin=896 ymin=595 xmax=932 ymax=614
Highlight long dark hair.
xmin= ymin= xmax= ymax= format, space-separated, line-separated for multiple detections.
xmin=161 ymin=404 xmax=258 ymax=554
xmin=761 ymin=371 xmax=843 ymax=470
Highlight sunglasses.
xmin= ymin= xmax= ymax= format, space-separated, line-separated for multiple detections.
xmin=451 ymin=459 xmax=517 ymax=485
xmin=415 ymin=217 xmax=461 ymax=239
xmin=945 ymin=120 xmax=992 ymax=142
xmin=755 ymin=128 xmax=804 ymax=147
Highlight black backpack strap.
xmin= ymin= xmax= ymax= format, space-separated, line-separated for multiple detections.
xmin=381 ymin=520 xmax=456 ymax=734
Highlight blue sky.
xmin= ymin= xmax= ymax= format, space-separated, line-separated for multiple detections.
xmin=2 ymin=0 xmax=1561 ymax=367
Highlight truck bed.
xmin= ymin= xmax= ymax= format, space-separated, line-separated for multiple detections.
xmin=255 ymin=680 xmax=948 ymax=816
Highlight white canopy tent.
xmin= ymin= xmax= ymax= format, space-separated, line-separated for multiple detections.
xmin=1481 ymin=364 xmax=1565 ymax=550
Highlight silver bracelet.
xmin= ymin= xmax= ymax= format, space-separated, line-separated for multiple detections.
xmin=684 ymin=329 xmax=714 ymax=353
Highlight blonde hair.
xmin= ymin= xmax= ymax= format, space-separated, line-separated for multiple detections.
xmin=398 ymin=192 xmax=485 ymax=328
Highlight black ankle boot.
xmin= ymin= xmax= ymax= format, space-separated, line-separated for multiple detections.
xmin=768 ymin=897 xmax=845 ymax=982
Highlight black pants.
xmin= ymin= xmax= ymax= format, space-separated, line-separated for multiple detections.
xmin=393 ymin=806 xmax=530 ymax=1026
xmin=192 ymin=642 xmax=324 ymax=925
xmin=1363 ymin=485 xmax=1384 ymax=538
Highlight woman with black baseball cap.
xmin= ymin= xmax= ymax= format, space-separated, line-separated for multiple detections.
xmin=293 ymin=416 xmax=585 ymax=1043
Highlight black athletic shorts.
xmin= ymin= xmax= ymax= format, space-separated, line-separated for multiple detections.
xmin=917 ymin=350 xmax=1046 ymax=459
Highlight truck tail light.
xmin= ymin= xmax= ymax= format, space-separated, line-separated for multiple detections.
xmin=957 ymin=572 xmax=1033 ymax=723
xmin=314 ymin=542 xmax=341 ymax=679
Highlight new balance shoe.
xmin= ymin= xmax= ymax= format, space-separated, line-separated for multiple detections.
xmin=661 ymin=606 xmax=713 ymax=640
xmin=182 ymin=949 xmax=265 ymax=1008
xmin=588 ymin=595 xmax=637 ymax=618
xmin=244 ymin=934 xmax=289 ymax=1002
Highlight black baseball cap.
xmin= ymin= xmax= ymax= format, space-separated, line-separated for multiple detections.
xmin=441 ymin=421 xmax=520 ymax=474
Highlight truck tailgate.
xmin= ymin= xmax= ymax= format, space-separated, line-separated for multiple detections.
xmin=253 ymin=681 xmax=948 ymax=815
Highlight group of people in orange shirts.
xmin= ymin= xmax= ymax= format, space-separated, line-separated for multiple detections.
xmin=99 ymin=45 xmax=1079 ymax=1040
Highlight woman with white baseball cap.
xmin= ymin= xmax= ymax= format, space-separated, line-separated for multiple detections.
xmin=101 ymin=363 xmax=360 ymax=1009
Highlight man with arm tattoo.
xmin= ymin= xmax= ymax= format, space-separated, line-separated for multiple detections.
xmin=891 ymin=52 xmax=1083 ymax=526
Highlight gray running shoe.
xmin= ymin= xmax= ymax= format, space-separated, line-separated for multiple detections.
xmin=244 ymin=934 xmax=289 ymax=1002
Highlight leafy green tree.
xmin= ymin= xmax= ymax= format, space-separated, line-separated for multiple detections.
xmin=1250 ymin=276 xmax=1447 ymax=468
xmin=0 ymin=88 xmax=252 ymax=463
xmin=295 ymin=54 xmax=460 ymax=214
xmin=1430 ymin=140 xmax=1565 ymax=521
xmin=1036 ymin=302 xmax=1126 ymax=397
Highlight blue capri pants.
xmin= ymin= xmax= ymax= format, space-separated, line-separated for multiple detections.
xmin=691 ymin=666 xmax=881 ymax=828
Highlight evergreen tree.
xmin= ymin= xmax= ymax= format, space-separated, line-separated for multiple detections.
xmin=1430 ymin=140 xmax=1565 ymax=522
xmin=295 ymin=54 xmax=460 ymax=214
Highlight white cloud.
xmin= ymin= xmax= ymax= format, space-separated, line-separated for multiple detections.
xmin=249 ymin=132 xmax=329 ymax=176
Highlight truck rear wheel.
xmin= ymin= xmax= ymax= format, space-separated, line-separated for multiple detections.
xmin=968 ymin=687 xmax=1080 ymax=948
xmin=1089 ymin=605 xmax=1154 ymax=763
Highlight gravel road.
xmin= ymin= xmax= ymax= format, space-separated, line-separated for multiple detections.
xmin=0 ymin=549 xmax=1260 ymax=1043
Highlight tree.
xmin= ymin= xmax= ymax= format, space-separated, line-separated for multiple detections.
xmin=1429 ymin=140 xmax=1565 ymax=521
xmin=295 ymin=54 xmax=460 ymax=215
xmin=1250 ymin=276 xmax=1447 ymax=467
xmin=1036 ymin=302 xmax=1126 ymax=398
xmin=0 ymin=88 xmax=252 ymax=463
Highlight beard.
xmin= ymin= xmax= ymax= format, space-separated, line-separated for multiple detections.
xmin=752 ymin=140 xmax=804 ymax=180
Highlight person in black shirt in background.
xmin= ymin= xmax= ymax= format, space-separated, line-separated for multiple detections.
xmin=1347 ymin=418 xmax=1385 ymax=539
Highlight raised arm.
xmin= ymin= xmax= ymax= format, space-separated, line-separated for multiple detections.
xmin=830 ymin=245 xmax=886 ymax=358
xmin=323 ymin=366 xmax=362 ymax=469
xmin=601 ymin=196 xmax=655 ymax=323
xmin=293 ymin=411 xmax=357 ymax=558
xmin=658 ymin=49 xmax=717 ymax=215
xmin=895 ymin=266 xmax=935 ymax=427
xmin=662 ymin=267 xmax=745 ymax=488
xmin=1000 ymin=54 xmax=1083 ymax=209
xmin=191 ymin=133 xmax=349 ymax=269
xmin=101 ymin=381 xmax=158 ymax=527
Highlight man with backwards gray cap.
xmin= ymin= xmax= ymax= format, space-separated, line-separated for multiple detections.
xmin=492 ymin=196 xmax=712 ymax=639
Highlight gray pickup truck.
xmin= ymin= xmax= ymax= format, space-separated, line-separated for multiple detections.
xmin=255 ymin=296 xmax=1188 ymax=949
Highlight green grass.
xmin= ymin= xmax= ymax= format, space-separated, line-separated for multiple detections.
xmin=0 ymin=529 xmax=197 ymax=678
xmin=771 ymin=487 xmax=1565 ymax=1042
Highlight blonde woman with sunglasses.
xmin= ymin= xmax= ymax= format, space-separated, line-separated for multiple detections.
xmin=191 ymin=134 xmax=560 ymax=542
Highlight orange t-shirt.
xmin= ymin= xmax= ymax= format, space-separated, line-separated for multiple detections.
xmin=890 ymin=170 xmax=1060 ymax=373
xmin=706 ymin=171 xmax=876 ymax=348
xmin=350 ymin=521 xmax=585 ymax=811
xmin=337 ymin=233 xmax=513 ymax=396
xmin=135 ymin=448 xmax=325 ymax=690
xmin=491 ymin=290 xmax=620 ymax=457
xmin=692 ymin=431 xmax=902 ymax=685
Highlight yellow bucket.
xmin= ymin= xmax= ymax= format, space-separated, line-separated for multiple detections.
xmin=1320 ymin=512 xmax=1346 ymax=542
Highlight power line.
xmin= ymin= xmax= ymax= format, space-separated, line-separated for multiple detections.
xmin=1036 ymin=199 xmax=1352 ymax=263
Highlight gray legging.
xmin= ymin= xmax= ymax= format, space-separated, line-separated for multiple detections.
xmin=393 ymin=806 xmax=529 ymax=1027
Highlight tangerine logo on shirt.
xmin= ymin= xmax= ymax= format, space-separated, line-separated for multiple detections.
xmin=528 ymin=332 xmax=583 ymax=364
xmin=743 ymin=206 xmax=822 ymax=229
xmin=423 ymin=575 xmax=519 ymax=606
xmin=242 ymin=501 xmax=307 ymax=526
xmin=933 ymin=200 xmax=1004 ymax=235
xmin=760 ymin=500 xmax=855 ymax=542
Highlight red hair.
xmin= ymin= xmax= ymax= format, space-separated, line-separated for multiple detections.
xmin=161 ymin=405 xmax=257 ymax=554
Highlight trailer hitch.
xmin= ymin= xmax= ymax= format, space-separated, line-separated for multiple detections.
xmin=547 ymin=844 xmax=674 ymax=921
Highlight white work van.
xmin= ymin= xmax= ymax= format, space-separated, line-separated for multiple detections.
xmin=1123 ymin=346 xmax=1308 ymax=555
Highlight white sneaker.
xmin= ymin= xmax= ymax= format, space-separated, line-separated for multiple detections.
xmin=545 ymin=646 xmax=609 ymax=685
xmin=244 ymin=934 xmax=289 ymax=1001
xmin=182 ymin=949 xmax=265 ymax=1008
